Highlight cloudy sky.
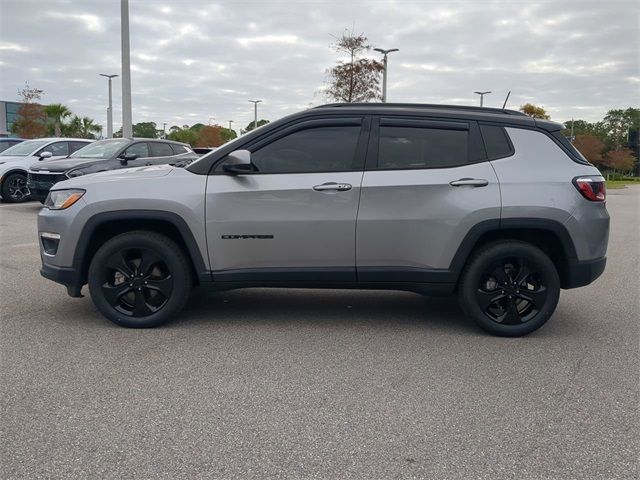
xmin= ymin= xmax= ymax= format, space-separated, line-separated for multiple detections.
xmin=1 ymin=0 xmax=638 ymax=133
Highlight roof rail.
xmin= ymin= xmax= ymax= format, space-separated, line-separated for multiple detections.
xmin=313 ymin=102 xmax=528 ymax=117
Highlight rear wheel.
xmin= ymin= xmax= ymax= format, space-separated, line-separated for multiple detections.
xmin=88 ymin=231 xmax=192 ymax=328
xmin=459 ymin=241 xmax=560 ymax=337
xmin=1 ymin=172 xmax=30 ymax=203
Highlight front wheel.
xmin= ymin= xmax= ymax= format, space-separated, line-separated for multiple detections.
xmin=458 ymin=241 xmax=560 ymax=337
xmin=1 ymin=172 xmax=30 ymax=203
xmin=88 ymin=231 xmax=192 ymax=328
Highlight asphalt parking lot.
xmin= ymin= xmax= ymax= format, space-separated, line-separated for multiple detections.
xmin=1 ymin=187 xmax=638 ymax=479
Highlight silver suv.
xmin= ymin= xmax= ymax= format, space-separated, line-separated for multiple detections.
xmin=37 ymin=104 xmax=609 ymax=336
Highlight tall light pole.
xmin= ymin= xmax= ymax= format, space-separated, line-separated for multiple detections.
xmin=121 ymin=0 xmax=133 ymax=137
xmin=474 ymin=91 xmax=491 ymax=107
xmin=373 ymin=48 xmax=399 ymax=102
xmin=99 ymin=74 xmax=118 ymax=138
xmin=162 ymin=122 xmax=167 ymax=139
xmin=249 ymin=100 xmax=262 ymax=130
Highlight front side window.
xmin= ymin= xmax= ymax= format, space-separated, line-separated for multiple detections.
xmin=125 ymin=142 xmax=150 ymax=158
xmin=250 ymin=125 xmax=361 ymax=173
xmin=378 ymin=127 xmax=469 ymax=169
xmin=42 ymin=142 xmax=69 ymax=157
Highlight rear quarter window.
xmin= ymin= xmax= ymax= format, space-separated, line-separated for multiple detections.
xmin=480 ymin=125 xmax=514 ymax=160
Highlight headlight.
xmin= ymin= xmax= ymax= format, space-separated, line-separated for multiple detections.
xmin=44 ymin=189 xmax=85 ymax=210
xmin=66 ymin=169 xmax=85 ymax=178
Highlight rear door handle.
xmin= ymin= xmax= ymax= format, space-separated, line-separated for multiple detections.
xmin=449 ymin=178 xmax=489 ymax=187
xmin=313 ymin=182 xmax=352 ymax=192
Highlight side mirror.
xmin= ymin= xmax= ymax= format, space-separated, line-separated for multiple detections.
xmin=223 ymin=149 xmax=253 ymax=174
xmin=39 ymin=151 xmax=53 ymax=160
xmin=119 ymin=152 xmax=138 ymax=165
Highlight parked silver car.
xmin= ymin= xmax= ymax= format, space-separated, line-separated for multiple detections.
xmin=37 ymin=104 xmax=609 ymax=336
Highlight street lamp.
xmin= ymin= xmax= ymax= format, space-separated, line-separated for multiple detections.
xmin=474 ymin=91 xmax=491 ymax=107
xmin=121 ymin=0 xmax=133 ymax=137
xmin=248 ymin=100 xmax=262 ymax=130
xmin=373 ymin=48 xmax=399 ymax=102
xmin=99 ymin=74 xmax=118 ymax=138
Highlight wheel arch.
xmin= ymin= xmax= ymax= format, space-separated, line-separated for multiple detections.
xmin=450 ymin=218 xmax=578 ymax=288
xmin=73 ymin=210 xmax=209 ymax=286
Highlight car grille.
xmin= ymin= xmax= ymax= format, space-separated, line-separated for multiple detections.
xmin=27 ymin=172 xmax=68 ymax=195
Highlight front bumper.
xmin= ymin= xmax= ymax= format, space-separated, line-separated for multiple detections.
xmin=563 ymin=256 xmax=606 ymax=289
xmin=40 ymin=262 xmax=84 ymax=297
xmin=27 ymin=172 xmax=67 ymax=201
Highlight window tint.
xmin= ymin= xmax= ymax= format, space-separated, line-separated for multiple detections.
xmin=70 ymin=141 xmax=89 ymax=153
xmin=480 ymin=125 xmax=513 ymax=159
xmin=378 ymin=127 xmax=468 ymax=169
xmin=44 ymin=142 xmax=69 ymax=157
xmin=150 ymin=142 xmax=175 ymax=157
xmin=171 ymin=144 xmax=190 ymax=155
xmin=251 ymin=125 xmax=361 ymax=173
xmin=125 ymin=142 xmax=149 ymax=158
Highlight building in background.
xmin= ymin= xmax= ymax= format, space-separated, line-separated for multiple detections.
xmin=0 ymin=101 xmax=25 ymax=137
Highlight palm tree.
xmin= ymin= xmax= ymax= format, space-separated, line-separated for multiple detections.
xmin=44 ymin=103 xmax=72 ymax=137
xmin=79 ymin=117 xmax=101 ymax=139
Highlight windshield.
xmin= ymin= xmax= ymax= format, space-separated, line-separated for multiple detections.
xmin=70 ymin=139 xmax=130 ymax=159
xmin=0 ymin=139 xmax=50 ymax=156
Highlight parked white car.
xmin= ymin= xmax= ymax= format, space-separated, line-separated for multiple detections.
xmin=0 ymin=137 xmax=92 ymax=202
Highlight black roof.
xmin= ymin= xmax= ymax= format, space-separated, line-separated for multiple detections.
xmin=314 ymin=102 xmax=529 ymax=117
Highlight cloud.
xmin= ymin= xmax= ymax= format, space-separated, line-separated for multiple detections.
xmin=0 ymin=42 xmax=29 ymax=52
xmin=47 ymin=12 xmax=105 ymax=32
xmin=0 ymin=0 xmax=637 ymax=132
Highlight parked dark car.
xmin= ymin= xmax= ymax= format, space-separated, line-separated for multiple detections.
xmin=0 ymin=137 xmax=24 ymax=153
xmin=28 ymin=138 xmax=197 ymax=202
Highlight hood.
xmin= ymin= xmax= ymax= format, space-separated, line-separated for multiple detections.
xmin=29 ymin=156 xmax=109 ymax=172
xmin=56 ymin=164 xmax=175 ymax=189
xmin=0 ymin=155 xmax=37 ymax=164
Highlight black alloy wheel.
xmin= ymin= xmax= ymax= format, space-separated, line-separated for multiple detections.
xmin=459 ymin=241 xmax=560 ymax=336
xmin=101 ymin=247 xmax=173 ymax=317
xmin=88 ymin=231 xmax=192 ymax=328
xmin=1 ymin=173 xmax=30 ymax=203
xmin=475 ymin=256 xmax=548 ymax=325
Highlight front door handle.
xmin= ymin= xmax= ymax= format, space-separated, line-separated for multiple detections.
xmin=313 ymin=182 xmax=352 ymax=192
xmin=449 ymin=178 xmax=489 ymax=187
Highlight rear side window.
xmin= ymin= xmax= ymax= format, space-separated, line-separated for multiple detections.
xmin=70 ymin=142 xmax=89 ymax=153
xmin=378 ymin=127 xmax=468 ymax=169
xmin=480 ymin=125 xmax=514 ymax=159
xmin=150 ymin=142 xmax=174 ymax=157
xmin=171 ymin=144 xmax=190 ymax=155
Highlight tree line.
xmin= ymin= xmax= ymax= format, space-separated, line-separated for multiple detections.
xmin=518 ymin=103 xmax=638 ymax=173
xmin=10 ymin=83 xmax=101 ymax=139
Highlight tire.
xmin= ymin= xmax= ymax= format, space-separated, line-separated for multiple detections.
xmin=1 ymin=172 xmax=30 ymax=203
xmin=88 ymin=231 xmax=192 ymax=328
xmin=458 ymin=241 xmax=560 ymax=337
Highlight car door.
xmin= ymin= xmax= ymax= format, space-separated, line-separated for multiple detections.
xmin=356 ymin=116 xmax=501 ymax=281
xmin=205 ymin=117 xmax=370 ymax=282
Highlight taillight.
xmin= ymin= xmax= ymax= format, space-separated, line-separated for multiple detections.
xmin=573 ymin=176 xmax=606 ymax=202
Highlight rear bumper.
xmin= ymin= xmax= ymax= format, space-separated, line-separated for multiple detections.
xmin=562 ymin=256 xmax=606 ymax=289
xmin=40 ymin=262 xmax=84 ymax=297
